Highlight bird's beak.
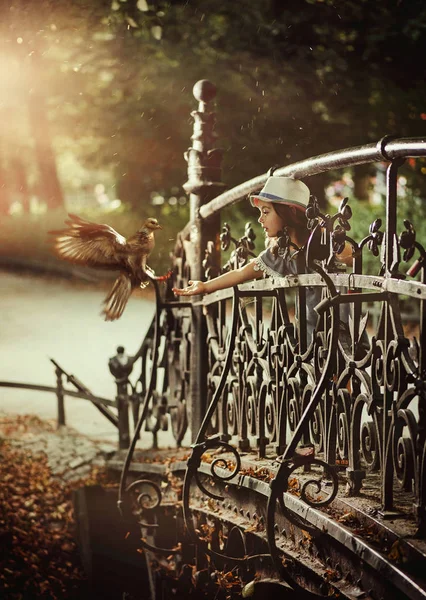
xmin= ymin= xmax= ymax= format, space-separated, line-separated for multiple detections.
xmin=156 ymin=224 xmax=163 ymax=230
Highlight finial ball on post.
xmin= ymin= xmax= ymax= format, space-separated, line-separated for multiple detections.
xmin=193 ymin=79 xmax=216 ymax=104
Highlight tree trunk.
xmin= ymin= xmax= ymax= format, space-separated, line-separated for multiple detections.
xmin=353 ymin=164 xmax=373 ymax=201
xmin=0 ymin=148 xmax=11 ymax=215
xmin=27 ymin=47 xmax=64 ymax=211
xmin=306 ymin=172 xmax=327 ymax=209
xmin=11 ymin=155 xmax=31 ymax=213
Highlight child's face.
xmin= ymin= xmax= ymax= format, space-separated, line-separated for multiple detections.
xmin=254 ymin=198 xmax=284 ymax=237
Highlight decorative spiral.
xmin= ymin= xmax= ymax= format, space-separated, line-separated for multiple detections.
xmin=372 ymin=340 xmax=385 ymax=387
xmin=265 ymin=395 xmax=276 ymax=439
xmin=335 ymin=388 xmax=350 ymax=460
xmin=225 ymin=387 xmax=238 ymax=436
xmin=124 ymin=477 xmax=182 ymax=555
xmin=201 ymin=440 xmax=241 ymax=481
xmin=394 ymin=407 xmax=417 ymax=491
xmin=125 ymin=479 xmax=162 ymax=511
xmin=337 ymin=411 xmax=348 ymax=458
xmin=267 ymin=456 xmax=340 ymax=563
xmin=246 ymin=386 xmax=257 ymax=436
xmin=314 ymin=331 xmax=329 ymax=376
xmin=385 ymin=340 xmax=400 ymax=392
xmin=192 ymin=440 xmax=242 ymax=501
xmin=360 ymin=420 xmax=379 ymax=471
xmin=332 ymin=225 xmax=347 ymax=254
xmin=395 ymin=435 xmax=414 ymax=491
xmin=182 ymin=438 xmax=270 ymax=567
xmin=298 ymin=459 xmax=339 ymax=507
xmin=211 ymin=444 xmax=241 ymax=481
xmin=309 ymin=405 xmax=323 ymax=451
xmin=237 ymin=325 xmax=252 ymax=364
xmin=288 ymin=398 xmax=300 ymax=432
xmin=275 ymin=325 xmax=288 ymax=369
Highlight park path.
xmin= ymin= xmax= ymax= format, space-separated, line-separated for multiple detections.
xmin=0 ymin=270 xmax=157 ymax=444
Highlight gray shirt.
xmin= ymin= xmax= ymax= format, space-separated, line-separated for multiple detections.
xmin=252 ymin=248 xmax=366 ymax=354
xmin=253 ymin=248 xmax=323 ymax=342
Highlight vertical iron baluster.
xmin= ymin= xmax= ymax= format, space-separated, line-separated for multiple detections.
xmin=416 ymin=253 xmax=426 ymax=533
xmin=382 ymin=159 xmax=404 ymax=510
xmin=55 ymin=365 xmax=65 ymax=428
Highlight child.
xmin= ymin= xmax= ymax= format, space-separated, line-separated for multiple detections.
xmin=173 ymin=176 xmax=324 ymax=341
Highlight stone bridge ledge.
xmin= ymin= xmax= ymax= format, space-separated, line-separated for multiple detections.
xmin=107 ymin=447 xmax=426 ymax=600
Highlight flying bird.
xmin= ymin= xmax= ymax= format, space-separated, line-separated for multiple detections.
xmin=49 ymin=214 xmax=171 ymax=321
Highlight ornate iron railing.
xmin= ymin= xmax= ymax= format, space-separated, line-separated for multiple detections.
xmin=116 ymin=80 xmax=426 ymax=596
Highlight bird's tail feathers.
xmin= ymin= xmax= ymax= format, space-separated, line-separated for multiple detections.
xmin=102 ymin=273 xmax=133 ymax=321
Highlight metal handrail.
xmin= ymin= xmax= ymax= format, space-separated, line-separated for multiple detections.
xmin=0 ymin=380 xmax=115 ymax=407
xmin=199 ymin=136 xmax=426 ymax=220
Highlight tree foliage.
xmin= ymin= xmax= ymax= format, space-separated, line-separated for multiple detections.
xmin=1 ymin=0 xmax=426 ymax=215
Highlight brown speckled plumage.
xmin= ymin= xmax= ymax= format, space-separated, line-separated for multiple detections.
xmin=49 ymin=214 xmax=169 ymax=321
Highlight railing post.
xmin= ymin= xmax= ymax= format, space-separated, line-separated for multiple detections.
xmin=183 ymin=80 xmax=225 ymax=441
xmin=382 ymin=159 xmax=404 ymax=511
xmin=385 ymin=159 xmax=404 ymax=276
xmin=416 ymin=260 xmax=426 ymax=534
xmin=55 ymin=366 xmax=66 ymax=428
xmin=109 ymin=346 xmax=133 ymax=450
xmin=116 ymin=391 xmax=130 ymax=450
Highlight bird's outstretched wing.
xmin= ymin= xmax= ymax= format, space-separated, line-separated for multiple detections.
xmin=102 ymin=273 xmax=134 ymax=321
xmin=49 ymin=214 xmax=127 ymax=267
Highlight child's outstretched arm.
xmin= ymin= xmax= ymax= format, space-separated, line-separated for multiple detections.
xmin=173 ymin=260 xmax=261 ymax=296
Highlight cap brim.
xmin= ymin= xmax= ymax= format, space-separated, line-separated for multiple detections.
xmin=250 ymin=195 xmax=307 ymax=211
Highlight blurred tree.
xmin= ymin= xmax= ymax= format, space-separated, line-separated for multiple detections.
xmin=27 ymin=46 xmax=64 ymax=210
xmin=10 ymin=154 xmax=30 ymax=213
xmin=1 ymin=0 xmax=65 ymax=210
xmin=0 ymin=150 xmax=11 ymax=216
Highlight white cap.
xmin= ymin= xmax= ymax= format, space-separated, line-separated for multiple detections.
xmin=250 ymin=176 xmax=310 ymax=211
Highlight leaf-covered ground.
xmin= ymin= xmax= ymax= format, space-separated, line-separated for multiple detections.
xmin=0 ymin=414 xmax=116 ymax=599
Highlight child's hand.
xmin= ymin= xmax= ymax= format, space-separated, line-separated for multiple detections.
xmin=172 ymin=280 xmax=207 ymax=296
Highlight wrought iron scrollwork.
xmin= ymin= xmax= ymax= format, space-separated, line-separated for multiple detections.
xmin=400 ymin=219 xmax=426 ymax=279
xmin=123 ymin=478 xmax=182 ymax=555
xmin=117 ymin=277 xmax=191 ymax=556
xmin=221 ymin=222 xmax=256 ymax=272
xmin=265 ymin=261 xmax=342 ymax=587
xmin=113 ymin=110 xmax=426 ymax=595
xmin=125 ymin=478 xmax=162 ymax=517
xmin=190 ymin=437 xmax=241 ymax=502
xmin=182 ymin=289 xmax=249 ymax=563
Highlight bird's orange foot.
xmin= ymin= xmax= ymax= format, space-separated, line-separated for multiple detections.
xmin=151 ymin=269 xmax=173 ymax=282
